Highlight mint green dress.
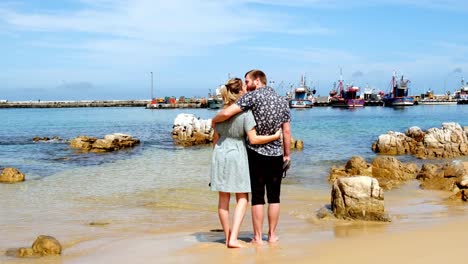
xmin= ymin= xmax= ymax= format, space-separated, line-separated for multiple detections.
xmin=210 ymin=111 xmax=256 ymax=193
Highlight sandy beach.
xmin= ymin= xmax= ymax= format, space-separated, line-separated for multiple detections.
xmin=2 ymin=162 xmax=462 ymax=264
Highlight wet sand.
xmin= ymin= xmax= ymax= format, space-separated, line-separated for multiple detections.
xmin=2 ymin=162 xmax=467 ymax=264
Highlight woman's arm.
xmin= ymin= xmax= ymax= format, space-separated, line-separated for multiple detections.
xmin=212 ymin=129 xmax=220 ymax=148
xmin=247 ymin=128 xmax=281 ymax=145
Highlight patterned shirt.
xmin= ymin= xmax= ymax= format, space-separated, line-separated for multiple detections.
xmin=236 ymin=86 xmax=291 ymax=156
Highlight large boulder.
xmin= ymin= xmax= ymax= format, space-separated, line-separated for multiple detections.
xmin=331 ymin=176 xmax=390 ymax=221
xmin=172 ymin=114 xmax=214 ymax=146
xmin=0 ymin=167 xmax=25 ymax=183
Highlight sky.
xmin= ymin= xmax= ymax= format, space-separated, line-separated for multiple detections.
xmin=1 ymin=0 xmax=467 ymax=100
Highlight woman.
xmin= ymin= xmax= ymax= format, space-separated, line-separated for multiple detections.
xmin=210 ymin=78 xmax=281 ymax=248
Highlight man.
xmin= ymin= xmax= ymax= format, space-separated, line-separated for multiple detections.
xmin=211 ymin=69 xmax=291 ymax=244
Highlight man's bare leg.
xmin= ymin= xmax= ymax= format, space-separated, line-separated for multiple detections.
xmin=218 ymin=192 xmax=231 ymax=246
xmin=228 ymin=193 xmax=248 ymax=248
xmin=267 ymin=203 xmax=280 ymax=242
xmin=251 ymin=204 xmax=264 ymax=245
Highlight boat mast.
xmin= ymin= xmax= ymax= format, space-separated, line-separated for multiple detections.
xmin=339 ymin=67 xmax=344 ymax=96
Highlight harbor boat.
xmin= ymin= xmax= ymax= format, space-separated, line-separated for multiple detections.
xmin=329 ymin=70 xmax=365 ymax=108
xmin=454 ymin=77 xmax=468 ymax=104
xmin=382 ymin=72 xmax=414 ymax=107
xmin=417 ymin=89 xmax=457 ymax=105
xmin=362 ymin=85 xmax=384 ymax=106
xmin=207 ymin=87 xmax=224 ymax=109
xmin=289 ymin=75 xmax=315 ymax=108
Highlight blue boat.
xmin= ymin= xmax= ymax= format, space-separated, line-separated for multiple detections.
xmin=383 ymin=72 xmax=414 ymax=107
xmin=289 ymin=75 xmax=315 ymax=108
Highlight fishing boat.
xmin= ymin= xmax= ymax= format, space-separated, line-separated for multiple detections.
xmin=207 ymin=87 xmax=224 ymax=109
xmin=362 ymin=85 xmax=384 ymax=106
xmin=454 ymin=78 xmax=468 ymax=104
xmin=382 ymin=72 xmax=414 ymax=107
xmin=329 ymin=70 xmax=364 ymax=108
xmin=289 ymin=75 xmax=315 ymax=108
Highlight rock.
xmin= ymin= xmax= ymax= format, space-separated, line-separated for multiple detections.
xmin=70 ymin=134 xmax=139 ymax=152
xmin=417 ymin=161 xmax=466 ymax=191
xmin=373 ymin=122 xmax=468 ymax=159
xmin=457 ymin=175 xmax=468 ymax=189
xmin=0 ymin=167 xmax=25 ymax=183
xmin=328 ymin=156 xmax=418 ymax=190
xmin=417 ymin=163 xmax=443 ymax=180
xmin=371 ymin=156 xmax=418 ymax=181
xmin=172 ymin=114 xmax=213 ymax=146
xmin=13 ymin=235 xmax=62 ymax=258
xmin=69 ymin=136 xmax=97 ymax=150
xmin=345 ymin=156 xmax=371 ymax=176
xmin=331 ymin=176 xmax=390 ymax=221
xmin=295 ymin=140 xmax=304 ymax=150
xmin=31 ymin=235 xmax=62 ymax=256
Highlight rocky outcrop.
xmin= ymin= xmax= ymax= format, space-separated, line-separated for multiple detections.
xmin=328 ymin=156 xmax=418 ymax=189
xmin=70 ymin=133 xmax=140 ymax=152
xmin=0 ymin=167 xmax=25 ymax=183
xmin=9 ymin=235 xmax=62 ymax=258
xmin=416 ymin=160 xmax=467 ymax=193
xmin=172 ymin=114 xmax=214 ymax=146
xmin=331 ymin=176 xmax=390 ymax=221
xmin=372 ymin=123 xmax=468 ymax=159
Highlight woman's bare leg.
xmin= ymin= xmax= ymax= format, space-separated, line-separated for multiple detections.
xmin=228 ymin=193 xmax=248 ymax=248
xmin=218 ymin=192 xmax=230 ymax=245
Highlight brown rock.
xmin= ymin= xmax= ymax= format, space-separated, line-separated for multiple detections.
xmin=31 ymin=235 xmax=62 ymax=256
xmin=0 ymin=167 xmax=25 ymax=183
xmin=295 ymin=140 xmax=304 ymax=149
xmin=345 ymin=156 xmax=371 ymax=176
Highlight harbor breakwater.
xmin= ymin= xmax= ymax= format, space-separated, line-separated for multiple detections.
xmin=0 ymin=100 xmax=150 ymax=108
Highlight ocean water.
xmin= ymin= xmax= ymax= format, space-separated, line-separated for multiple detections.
xmin=0 ymin=105 xmax=467 ymax=260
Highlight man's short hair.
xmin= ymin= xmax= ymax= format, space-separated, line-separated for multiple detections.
xmin=245 ymin=69 xmax=267 ymax=86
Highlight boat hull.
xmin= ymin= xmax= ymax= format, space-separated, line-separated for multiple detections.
xmin=289 ymin=100 xmax=313 ymax=108
xmin=383 ymin=97 xmax=414 ymax=107
xmin=208 ymin=98 xmax=223 ymax=109
xmin=330 ymin=98 xmax=365 ymax=108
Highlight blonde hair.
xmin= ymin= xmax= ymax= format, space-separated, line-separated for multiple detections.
xmin=220 ymin=78 xmax=243 ymax=107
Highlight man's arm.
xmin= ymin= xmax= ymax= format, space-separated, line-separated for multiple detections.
xmin=211 ymin=103 xmax=242 ymax=126
xmin=281 ymin=122 xmax=291 ymax=161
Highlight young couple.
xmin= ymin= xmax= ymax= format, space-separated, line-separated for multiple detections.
xmin=210 ymin=69 xmax=291 ymax=248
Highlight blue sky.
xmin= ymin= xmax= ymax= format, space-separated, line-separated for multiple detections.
xmin=1 ymin=0 xmax=467 ymax=100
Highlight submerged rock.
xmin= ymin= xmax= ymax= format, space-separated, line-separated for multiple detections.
xmin=331 ymin=176 xmax=390 ymax=221
xmin=70 ymin=133 xmax=140 ymax=152
xmin=0 ymin=167 xmax=25 ymax=183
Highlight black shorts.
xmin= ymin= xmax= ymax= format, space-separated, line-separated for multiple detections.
xmin=247 ymin=148 xmax=283 ymax=205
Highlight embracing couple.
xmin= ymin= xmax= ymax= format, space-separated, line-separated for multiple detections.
xmin=210 ymin=69 xmax=291 ymax=248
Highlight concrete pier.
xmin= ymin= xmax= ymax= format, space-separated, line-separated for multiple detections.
xmin=0 ymin=100 xmax=150 ymax=108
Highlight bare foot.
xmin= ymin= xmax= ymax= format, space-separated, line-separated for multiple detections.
xmin=268 ymin=236 xmax=279 ymax=243
xmin=227 ymin=240 xmax=244 ymax=248
xmin=250 ymin=238 xmax=264 ymax=246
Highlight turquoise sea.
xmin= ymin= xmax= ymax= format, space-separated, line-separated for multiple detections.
xmin=1 ymin=105 xmax=468 ymax=261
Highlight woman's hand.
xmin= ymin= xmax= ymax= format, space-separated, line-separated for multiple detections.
xmin=274 ymin=129 xmax=282 ymax=140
